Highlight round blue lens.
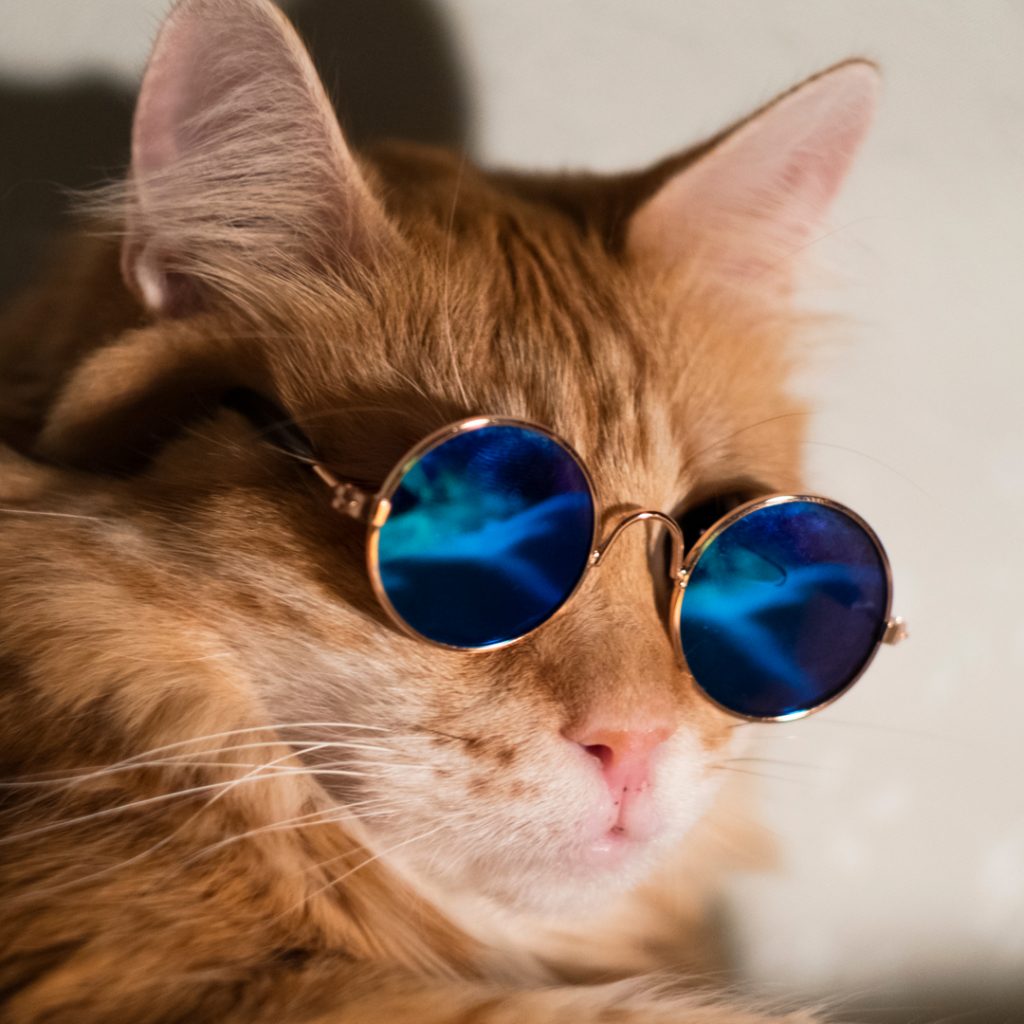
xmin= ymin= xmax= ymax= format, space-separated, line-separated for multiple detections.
xmin=375 ymin=424 xmax=595 ymax=648
xmin=678 ymin=499 xmax=889 ymax=719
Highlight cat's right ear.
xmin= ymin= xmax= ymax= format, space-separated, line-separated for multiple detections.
xmin=122 ymin=0 xmax=397 ymax=317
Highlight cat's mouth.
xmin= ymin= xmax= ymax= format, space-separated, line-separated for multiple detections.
xmin=581 ymin=786 xmax=664 ymax=868
xmin=584 ymin=828 xmax=642 ymax=869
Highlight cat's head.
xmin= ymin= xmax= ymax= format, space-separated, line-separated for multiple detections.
xmin=38 ymin=0 xmax=876 ymax=912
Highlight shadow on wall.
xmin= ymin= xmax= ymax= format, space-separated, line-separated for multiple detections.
xmin=0 ymin=0 xmax=473 ymax=306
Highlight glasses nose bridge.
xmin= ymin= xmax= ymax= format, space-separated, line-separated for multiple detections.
xmin=591 ymin=507 xmax=686 ymax=582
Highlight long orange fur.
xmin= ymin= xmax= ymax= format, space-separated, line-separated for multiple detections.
xmin=0 ymin=2 xmax=877 ymax=1020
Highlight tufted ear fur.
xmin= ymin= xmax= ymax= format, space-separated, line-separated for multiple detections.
xmin=38 ymin=0 xmax=401 ymax=471
xmin=121 ymin=0 xmax=397 ymax=317
xmin=626 ymin=61 xmax=879 ymax=290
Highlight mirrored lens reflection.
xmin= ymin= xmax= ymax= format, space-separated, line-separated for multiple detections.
xmin=376 ymin=425 xmax=595 ymax=648
xmin=678 ymin=500 xmax=890 ymax=719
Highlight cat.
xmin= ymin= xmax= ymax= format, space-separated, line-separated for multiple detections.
xmin=0 ymin=0 xmax=878 ymax=1020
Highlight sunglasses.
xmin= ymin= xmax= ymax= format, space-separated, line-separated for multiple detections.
xmin=232 ymin=397 xmax=907 ymax=723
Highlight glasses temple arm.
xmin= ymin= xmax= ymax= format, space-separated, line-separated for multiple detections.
xmin=223 ymin=389 xmax=373 ymax=523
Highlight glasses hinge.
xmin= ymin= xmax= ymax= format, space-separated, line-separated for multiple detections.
xmin=882 ymin=616 xmax=909 ymax=645
xmin=330 ymin=483 xmax=371 ymax=521
xmin=312 ymin=464 xmax=372 ymax=522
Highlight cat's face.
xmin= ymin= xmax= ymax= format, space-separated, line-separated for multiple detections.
xmin=60 ymin=211 xmax=799 ymax=911
xmin=38 ymin=0 xmax=876 ymax=913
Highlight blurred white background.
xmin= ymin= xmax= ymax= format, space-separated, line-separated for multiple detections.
xmin=3 ymin=0 xmax=1022 ymax=1018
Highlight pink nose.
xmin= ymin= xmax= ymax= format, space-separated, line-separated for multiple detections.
xmin=565 ymin=722 xmax=675 ymax=796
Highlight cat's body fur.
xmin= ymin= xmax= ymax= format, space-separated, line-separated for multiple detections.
xmin=0 ymin=2 xmax=878 ymax=1020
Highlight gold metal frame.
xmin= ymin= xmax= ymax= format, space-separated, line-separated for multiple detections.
xmin=308 ymin=416 xmax=906 ymax=719
xmin=313 ymin=416 xmax=602 ymax=652
xmin=667 ymin=493 xmax=905 ymax=723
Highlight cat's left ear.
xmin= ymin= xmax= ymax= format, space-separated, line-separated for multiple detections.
xmin=626 ymin=61 xmax=879 ymax=288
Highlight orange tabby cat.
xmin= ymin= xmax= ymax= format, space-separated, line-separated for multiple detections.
xmin=0 ymin=1 xmax=878 ymax=1020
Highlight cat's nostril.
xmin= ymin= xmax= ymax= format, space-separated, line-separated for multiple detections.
xmin=582 ymin=743 xmax=614 ymax=770
xmin=565 ymin=723 xmax=676 ymax=795
xmin=569 ymin=726 xmax=674 ymax=764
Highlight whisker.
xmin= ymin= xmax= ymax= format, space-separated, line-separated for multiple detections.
xmin=89 ymin=721 xmax=388 ymax=764
xmin=803 ymin=440 xmax=932 ymax=498
xmin=179 ymin=798 xmax=399 ymax=864
xmin=440 ymin=151 xmax=472 ymax=410
xmin=0 ymin=507 xmax=109 ymax=524
xmin=676 ymin=412 xmax=812 ymax=484
xmin=720 ymin=756 xmax=813 ymax=770
xmin=1 ymin=756 xmax=317 ymax=789
xmin=309 ymin=765 xmax=422 ymax=779
xmin=0 ymin=748 xmax=336 ymax=847
xmin=0 ymin=737 xmax=393 ymax=790
xmin=276 ymin=822 xmax=448 ymax=925
xmin=5 ymin=744 xmax=347 ymax=902
xmin=788 ymin=717 xmax=960 ymax=743
xmin=713 ymin=765 xmax=808 ymax=785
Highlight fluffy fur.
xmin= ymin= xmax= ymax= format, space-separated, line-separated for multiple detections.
xmin=0 ymin=1 xmax=876 ymax=1020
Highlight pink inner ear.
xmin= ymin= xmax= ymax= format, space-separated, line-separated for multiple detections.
xmin=122 ymin=0 xmax=393 ymax=317
xmin=131 ymin=15 xmax=201 ymax=178
xmin=133 ymin=2 xmax=342 ymax=176
xmin=626 ymin=61 xmax=879 ymax=285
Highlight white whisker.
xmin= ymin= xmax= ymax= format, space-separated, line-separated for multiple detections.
xmin=0 ymin=746 xmax=331 ymax=847
xmin=0 ymin=507 xmax=109 ymax=524
xmin=5 ymin=744 xmax=346 ymax=902
xmin=273 ymin=823 xmax=449 ymax=927
xmin=0 ymin=738 xmax=391 ymax=791
xmin=179 ymin=799 xmax=398 ymax=864
xmin=95 ymin=721 xmax=388 ymax=765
